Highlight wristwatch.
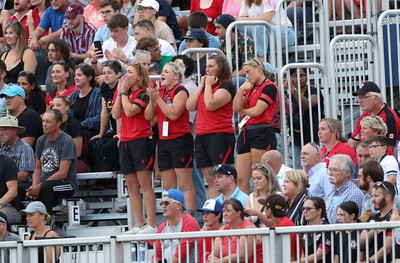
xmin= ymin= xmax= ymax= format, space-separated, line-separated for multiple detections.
xmin=119 ymin=91 xmax=128 ymax=96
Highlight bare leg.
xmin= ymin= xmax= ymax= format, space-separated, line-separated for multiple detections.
xmin=202 ymin=166 xmax=219 ymax=198
xmin=125 ymin=173 xmax=144 ymax=226
xmin=236 ymin=152 xmax=252 ymax=194
xmin=137 ymin=169 xmax=156 ymax=227
xmin=161 ymin=168 xmax=178 ymax=190
xmin=175 ymin=167 xmax=196 ymax=215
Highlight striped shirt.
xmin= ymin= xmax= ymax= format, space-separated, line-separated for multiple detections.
xmin=60 ymin=20 xmax=96 ymax=54
xmin=0 ymin=137 xmax=35 ymax=174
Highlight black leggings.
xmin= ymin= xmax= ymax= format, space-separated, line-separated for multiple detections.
xmin=39 ymin=180 xmax=75 ymax=214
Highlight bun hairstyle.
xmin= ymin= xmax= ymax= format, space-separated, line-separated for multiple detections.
xmin=166 ymin=59 xmax=186 ymax=82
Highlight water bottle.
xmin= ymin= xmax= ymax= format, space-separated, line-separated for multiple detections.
xmin=395 ymin=228 xmax=400 ymax=245
xmin=166 ymin=96 xmax=172 ymax=107
xmin=131 ymin=242 xmax=137 ymax=262
xmin=139 ymin=242 xmax=146 ymax=261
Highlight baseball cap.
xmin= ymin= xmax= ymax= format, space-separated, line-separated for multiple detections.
xmin=258 ymin=194 xmax=287 ymax=217
xmin=64 ymin=3 xmax=84 ymax=19
xmin=352 ymin=81 xmax=381 ymax=96
xmin=139 ymin=0 xmax=159 ymax=12
xmin=215 ymin=14 xmax=235 ymax=29
xmin=263 ymin=62 xmax=275 ymax=74
xmin=0 ymin=85 xmax=25 ymax=99
xmin=20 ymin=201 xmax=48 ymax=215
xmin=182 ymin=29 xmax=207 ymax=40
xmin=162 ymin=189 xmax=186 ymax=210
xmin=208 ymin=164 xmax=237 ymax=179
xmin=0 ymin=116 xmax=26 ymax=134
xmin=0 ymin=212 xmax=7 ymax=224
xmin=197 ymin=199 xmax=223 ymax=213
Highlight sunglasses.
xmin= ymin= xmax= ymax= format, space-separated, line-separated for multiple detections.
xmin=159 ymin=201 xmax=179 ymax=207
xmin=375 ymin=181 xmax=398 ymax=195
xmin=18 ymin=70 xmax=34 ymax=77
xmin=251 ymin=163 xmax=269 ymax=170
xmin=302 ymin=207 xmax=317 ymax=211
xmin=52 ymin=60 xmax=66 ymax=66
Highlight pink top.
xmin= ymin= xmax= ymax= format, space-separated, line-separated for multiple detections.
xmin=222 ymin=0 xmax=242 ymax=18
xmin=83 ymin=5 xmax=105 ymax=29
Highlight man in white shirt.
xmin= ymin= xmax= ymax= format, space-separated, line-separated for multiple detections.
xmin=261 ymin=150 xmax=292 ymax=189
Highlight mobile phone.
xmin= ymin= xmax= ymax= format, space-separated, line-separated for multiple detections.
xmin=94 ymin=41 xmax=103 ymax=54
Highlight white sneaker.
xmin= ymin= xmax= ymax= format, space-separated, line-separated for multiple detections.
xmin=123 ymin=224 xmax=143 ymax=235
xmin=136 ymin=225 xmax=156 ymax=235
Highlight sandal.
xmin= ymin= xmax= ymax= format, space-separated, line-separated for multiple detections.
xmin=116 ymin=205 xmax=127 ymax=213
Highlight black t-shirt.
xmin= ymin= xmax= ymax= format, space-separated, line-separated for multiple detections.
xmin=25 ymin=95 xmax=46 ymax=116
xmin=17 ymin=106 xmax=44 ymax=148
xmin=0 ymin=155 xmax=19 ymax=209
xmin=60 ymin=115 xmax=84 ymax=139
xmin=100 ymin=82 xmax=117 ymax=133
xmin=301 ymin=221 xmax=332 ymax=263
xmin=366 ymin=211 xmax=393 ymax=263
xmin=73 ymin=89 xmax=94 ymax=123
xmin=156 ymin=0 xmax=181 ymax=40
xmin=334 ymin=230 xmax=358 ymax=263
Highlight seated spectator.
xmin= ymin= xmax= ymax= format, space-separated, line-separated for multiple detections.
xmin=319 ymin=118 xmax=357 ymax=166
xmin=45 ymin=60 xmax=78 ymax=109
xmin=61 ymin=3 xmax=96 ymax=63
xmin=29 ymin=0 xmax=70 ymax=51
xmin=0 ymin=212 xmax=20 ymax=262
xmin=132 ymin=49 xmax=152 ymax=73
xmin=26 ymin=0 xmax=50 ymax=41
xmin=26 ymin=109 xmax=76 ymax=214
xmin=0 ymin=115 xmax=34 ymax=206
xmin=133 ymin=19 xmax=176 ymax=58
xmin=354 ymin=141 xmax=371 ymax=179
xmin=283 ymin=170 xmax=309 ymax=226
xmin=360 ymin=181 xmax=395 ymax=262
xmin=135 ymin=0 xmax=176 ymax=50
xmin=52 ymin=96 xmax=88 ymax=173
xmin=154 ymin=189 xmax=200 ymax=262
xmin=369 ymin=135 xmax=400 ymax=190
xmin=1 ymin=21 xmax=37 ymax=85
xmin=155 ymin=0 xmax=181 ymax=41
xmin=325 ymin=154 xmax=364 ymax=224
xmin=182 ymin=29 xmax=209 ymax=82
xmin=83 ymin=0 xmax=105 ymax=29
xmin=0 ymin=85 xmax=43 ymax=148
xmin=197 ymin=199 xmax=223 ymax=263
xmin=360 ymin=115 xmax=388 ymax=141
xmin=22 ymin=201 xmax=60 ymax=261
xmin=300 ymin=197 xmax=332 ymax=263
xmin=261 ymin=194 xmax=298 ymax=261
xmin=136 ymin=37 xmax=170 ymax=69
xmin=190 ymin=0 xmax=223 ymax=36
xmin=0 ymin=60 xmax=9 ymax=116
xmin=222 ymin=0 xmax=241 ymax=18
xmin=0 ymin=142 xmax=20 ymax=224
xmin=69 ymin=63 xmax=102 ymax=140
xmin=334 ymin=201 xmax=360 ymax=263
xmin=209 ymin=164 xmax=248 ymax=208
xmin=17 ymin=71 xmax=46 ymax=115
xmin=7 ymin=0 xmax=31 ymax=45
xmin=89 ymin=14 xmax=137 ymax=75
xmin=262 ymin=150 xmax=292 ymax=189
xmin=45 ymin=39 xmax=76 ymax=95
xmin=210 ymin=198 xmax=262 ymax=263
xmin=118 ymin=0 xmax=135 ymax=24
xmin=244 ymin=163 xmax=281 ymax=227
xmin=178 ymin=12 xmax=220 ymax=54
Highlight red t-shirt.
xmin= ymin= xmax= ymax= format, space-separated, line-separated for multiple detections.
xmin=195 ymin=80 xmax=235 ymax=135
xmin=45 ymin=85 xmax=78 ymax=107
xmin=155 ymin=84 xmax=190 ymax=139
xmin=190 ymin=0 xmax=224 ymax=36
xmin=242 ymin=80 xmax=278 ymax=128
xmin=321 ymin=141 xmax=357 ymax=167
xmin=32 ymin=7 xmax=48 ymax=37
xmin=273 ymin=216 xmax=299 ymax=261
xmin=115 ymin=88 xmax=152 ymax=141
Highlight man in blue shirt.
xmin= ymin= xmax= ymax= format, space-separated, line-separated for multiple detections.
xmin=29 ymin=0 xmax=70 ymax=51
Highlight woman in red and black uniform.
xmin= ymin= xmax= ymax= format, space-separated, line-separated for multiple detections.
xmin=145 ymin=60 xmax=196 ymax=215
xmin=233 ymin=58 xmax=278 ymax=194
xmin=112 ymin=63 xmax=156 ymax=235
xmin=186 ymin=55 xmax=236 ymax=198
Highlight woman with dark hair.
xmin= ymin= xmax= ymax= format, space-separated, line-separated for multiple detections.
xmin=27 ymin=0 xmax=51 ymax=38
xmin=45 ymin=39 xmax=76 ymax=95
xmin=334 ymin=201 xmax=359 ymax=263
xmin=45 ymin=60 xmax=78 ymax=108
xmin=210 ymin=198 xmax=262 ymax=263
xmin=299 ymin=197 xmax=332 ymax=263
xmin=318 ymin=118 xmax=357 ymax=166
xmin=69 ymin=63 xmax=102 ymax=140
xmin=283 ymin=170 xmax=309 ymax=226
xmin=186 ymin=54 xmax=236 ymax=198
xmin=233 ymin=58 xmax=279 ymax=194
xmin=1 ymin=21 xmax=37 ymax=84
xmin=17 ymin=71 xmax=46 ymax=115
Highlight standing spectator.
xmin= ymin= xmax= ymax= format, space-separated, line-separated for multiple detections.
xmin=190 ymin=0 xmax=223 ymax=36
xmin=369 ymin=135 xmax=400 ymax=190
xmin=209 ymin=164 xmax=248 ymax=207
xmin=283 ymin=170 xmax=309 ymax=226
xmin=0 ymin=116 xmax=34 ymax=205
xmin=325 ymin=154 xmax=364 ymax=224
xmin=0 ymin=212 xmax=21 ymax=263
xmin=300 ymin=142 xmax=332 ymax=198
xmin=186 ymin=54 xmax=236 ymax=198
xmin=17 ymin=71 xmax=46 ymax=115
xmin=154 ymin=189 xmax=200 ymax=262
xmin=318 ymin=118 xmax=357 ymax=167
xmin=0 ymin=60 xmax=9 ymax=116
xmin=1 ymin=21 xmax=37 ymax=85
xmin=145 ymin=60 xmax=196 ymax=215
xmin=26 ymin=109 xmax=76 ymax=214
xmin=349 ymin=81 xmax=400 ymax=152
xmin=111 ymin=63 xmax=156 ymax=235
xmin=0 ymin=85 xmax=43 ymax=148
xmin=29 ymin=0 xmax=70 ymax=51
xmin=83 ymin=0 xmax=105 ymax=29
xmin=359 ymin=181 xmax=395 ymax=262
xmin=7 ymin=0 xmax=31 ymax=43
xmin=261 ymin=150 xmax=292 ymax=189
xmin=61 ymin=3 xmax=97 ymax=63
xmin=233 ymin=58 xmax=278 ymax=194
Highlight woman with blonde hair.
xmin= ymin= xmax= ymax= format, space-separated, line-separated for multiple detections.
xmin=244 ymin=163 xmax=282 ymax=227
xmin=360 ymin=115 xmax=388 ymax=140
xmin=1 ymin=21 xmax=37 ymax=84
xmin=283 ymin=169 xmax=309 ymax=226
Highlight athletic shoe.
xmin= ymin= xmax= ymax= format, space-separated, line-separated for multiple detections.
xmin=123 ymin=224 xmax=143 ymax=235
xmin=136 ymin=225 xmax=156 ymax=235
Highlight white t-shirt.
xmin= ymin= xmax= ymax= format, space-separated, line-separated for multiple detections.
xmin=380 ymin=154 xmax=400 ymax=191
xmin=99 ymin=35 xmax=137 ymax=63
xmin=239 ymin=0 xmax=292 ymax=27
xmin=159 ymin=38 xmax=176 ymax=56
